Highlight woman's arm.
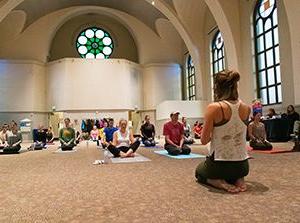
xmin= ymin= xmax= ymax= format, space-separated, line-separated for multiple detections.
xmin=201 ymin=104 xmax=216 ymax=145
xmin=248 ymin=123 xmax=256 ymax=141
xmin=111 ymin=131 xmax=118 ymax=146
xmin=130 ymin=130 xmax=135 ymax=143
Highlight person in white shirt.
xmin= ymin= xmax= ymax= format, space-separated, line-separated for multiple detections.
xmin=0 ymin=124 xmax=9 ymax=149
xmin=107 ymin=119 xmax=140 ymax=158
xmin=195 ymin=70 xmax=251 ymax=193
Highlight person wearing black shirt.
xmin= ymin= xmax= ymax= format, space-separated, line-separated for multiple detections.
xmin=286 ymin=105 xmax=300 ymax=134
xmin=34 ymin=125 xmax=47 ymax=150
xmin=140 ymin=115 xmax=156 ymax=147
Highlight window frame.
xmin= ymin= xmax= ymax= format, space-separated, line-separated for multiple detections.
xmin=186 ymin=55 xmax=196 ymax=101
xmin=253 ymin=0 xmax=281 ymax=105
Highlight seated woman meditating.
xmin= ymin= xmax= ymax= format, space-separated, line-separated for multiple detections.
xmin=59 ymin=118 xmax=76 ymax=151
xmin=46 ymin=126 xmax=54 ymax=143
xmin=195 ymin=70 xmax=251 ymax=193
xmin=90 ymin=125 xmax=100 ymax=146
xmin=248 ymin=111 xmax=273 ymax=150
xmin=182 ymin=117 xmax=194 ymax=144
xmin=140 ymin=115 xmax=156 ymax=147
xmin=3 ymin=122 xmax=22 ymax=154
xmin=34 ymin=125 xmax=47 ymax=150
xmin=107 ymin=119 xmax=140 ymax=158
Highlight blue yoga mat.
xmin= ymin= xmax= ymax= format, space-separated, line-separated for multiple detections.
xmin=154 ymin=150 xmax=206 ymax=159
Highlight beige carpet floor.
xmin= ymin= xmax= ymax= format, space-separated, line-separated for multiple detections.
xmin=0 ymin=141 xmax=299 ymax=223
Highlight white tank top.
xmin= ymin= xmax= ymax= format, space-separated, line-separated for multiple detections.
xmin=209 ymin=100 xmax=249 ymax=161
xmin=116 ymin=130 xmax=130 ymax=148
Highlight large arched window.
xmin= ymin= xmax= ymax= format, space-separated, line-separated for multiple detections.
xmin=211 ymin=30 xmax=225 ymax=100
xmin=186 ymin=55 xmax=196 ymax=100
xmin=211 ymin=30 xmax=225 ymax=75
xmin=76 ymin=27 xmax=114 ymax=59
xmin=254 ymin=0 xmax=281 ymax=105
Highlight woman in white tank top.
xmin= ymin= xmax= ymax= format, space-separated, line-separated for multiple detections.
xmin=195 ymin=70 xmax=251 ymax=193
xmin=107 ymin=119 xmax=140 ymax=158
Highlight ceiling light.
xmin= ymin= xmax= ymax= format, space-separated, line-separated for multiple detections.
xmin=151 ymin=1 xmax=155 ymax=5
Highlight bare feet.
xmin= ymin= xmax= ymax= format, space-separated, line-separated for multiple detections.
xmin=120 ymin=151 xmax=127 ymax=158
xmin=207 ymin=179 xmax=240 ymax=193
xmin=235 ymin=178 xmax=247 ymax=192
xmin=125 ymin=149 xmax=134 ymax=158
xmin=129 ymin=152 xmax=135 ymax=157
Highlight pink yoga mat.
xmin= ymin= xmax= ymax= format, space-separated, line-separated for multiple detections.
xmin=247 ymin=146 xmax=294 ymax=154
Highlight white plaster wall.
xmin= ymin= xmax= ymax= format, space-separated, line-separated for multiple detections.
xmin=0 ymin=60 xmax=47 ymax=112
xmin=156 ymin=100 xmax=208 ymax=120
xmin=282 ymin=0 xmax=300 ymax=105
xmin=142 ymin=63 xmax=181 ymax=110
xmin=47 ymin=58 xmax=143 ymax=111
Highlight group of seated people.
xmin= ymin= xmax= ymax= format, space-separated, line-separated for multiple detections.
xmin=29 ymin=125 xmax=55 ymax=150
xmin=247 ymin=104 xmax=300 ymax=150
xmin=0 ymin=122 xmax=23 ymax=154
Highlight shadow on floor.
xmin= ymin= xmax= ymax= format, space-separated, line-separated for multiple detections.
xmin=196 ymin=180 xmax=269 ymax=195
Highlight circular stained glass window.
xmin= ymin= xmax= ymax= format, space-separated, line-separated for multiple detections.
xmin=76 ymin=27 xmax=114 ymax=59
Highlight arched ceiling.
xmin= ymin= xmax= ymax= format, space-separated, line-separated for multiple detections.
xmin=15 ymin=0 xmax=167 ymax=32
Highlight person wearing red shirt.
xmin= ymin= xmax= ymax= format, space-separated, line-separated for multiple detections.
xmin=193 ymin=122 xmax=203 ymax=139
xmin=163 ymin=111 xmax=191 ymax=155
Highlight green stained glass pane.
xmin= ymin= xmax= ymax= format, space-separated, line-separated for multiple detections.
xmin=76 ymin=27 xmax=114 ymax=59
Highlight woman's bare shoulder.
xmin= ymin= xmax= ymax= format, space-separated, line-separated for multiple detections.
xmin=239 ymin=101 xmax=251 ymax=111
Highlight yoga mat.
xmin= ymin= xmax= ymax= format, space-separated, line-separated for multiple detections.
xmin=54 ymin=148 xmax=77 ymax=153
xmin=140 ymin=145 xmax=163 ymax=149
xmin=154 ymin=150 xmax=206 ymax=159
xmin=0 ymin=148 xmax=29 ymax=155
xmin=110 ymin=153 xmax=151 ymax=164
xmin=247 ymin=146 xmax=294 ymax=154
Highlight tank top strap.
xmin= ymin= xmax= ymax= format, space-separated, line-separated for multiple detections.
xmin=223 ymin=100 xmax=241 ymax=118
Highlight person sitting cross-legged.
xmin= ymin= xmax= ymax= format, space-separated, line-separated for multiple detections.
xmin=3 ymin=122 xmax=22 ymax=154
xmin=107 ymin=119 xmax=140 ymax=158
xmin=33 ymin=125 xmax=47 ymax=150
xmin=0 ymin=124 xmax=9 ymax=150
xmin=90 ymin=125 xmax=100 ymax=146
xmin=46 ymin=126 xmax=55 ymax=143
xmin=59 ymin=118 xmax=76 ymax=151
xmin=140 ymin=115 xmax=156 ymax=147
xmin=102 ymin=118 xmax=118 ymax=149
xmin=248 ymin=111 xmax=273 ymax=150
xmin=163 ymin=111 xmax=191 ymax=156
xmin=182 ymin=117 xmax=195 ymax=145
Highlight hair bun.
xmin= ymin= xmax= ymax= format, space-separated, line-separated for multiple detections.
xmin=228 ymin=70 xmax=240 ymax=83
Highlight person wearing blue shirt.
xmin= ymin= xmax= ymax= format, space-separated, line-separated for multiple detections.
xmin=102 ymin=118 xmax=118 ymax=148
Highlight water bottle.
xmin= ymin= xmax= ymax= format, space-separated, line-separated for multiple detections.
xmin=103 ymin=149 xmax=110 ymax=164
